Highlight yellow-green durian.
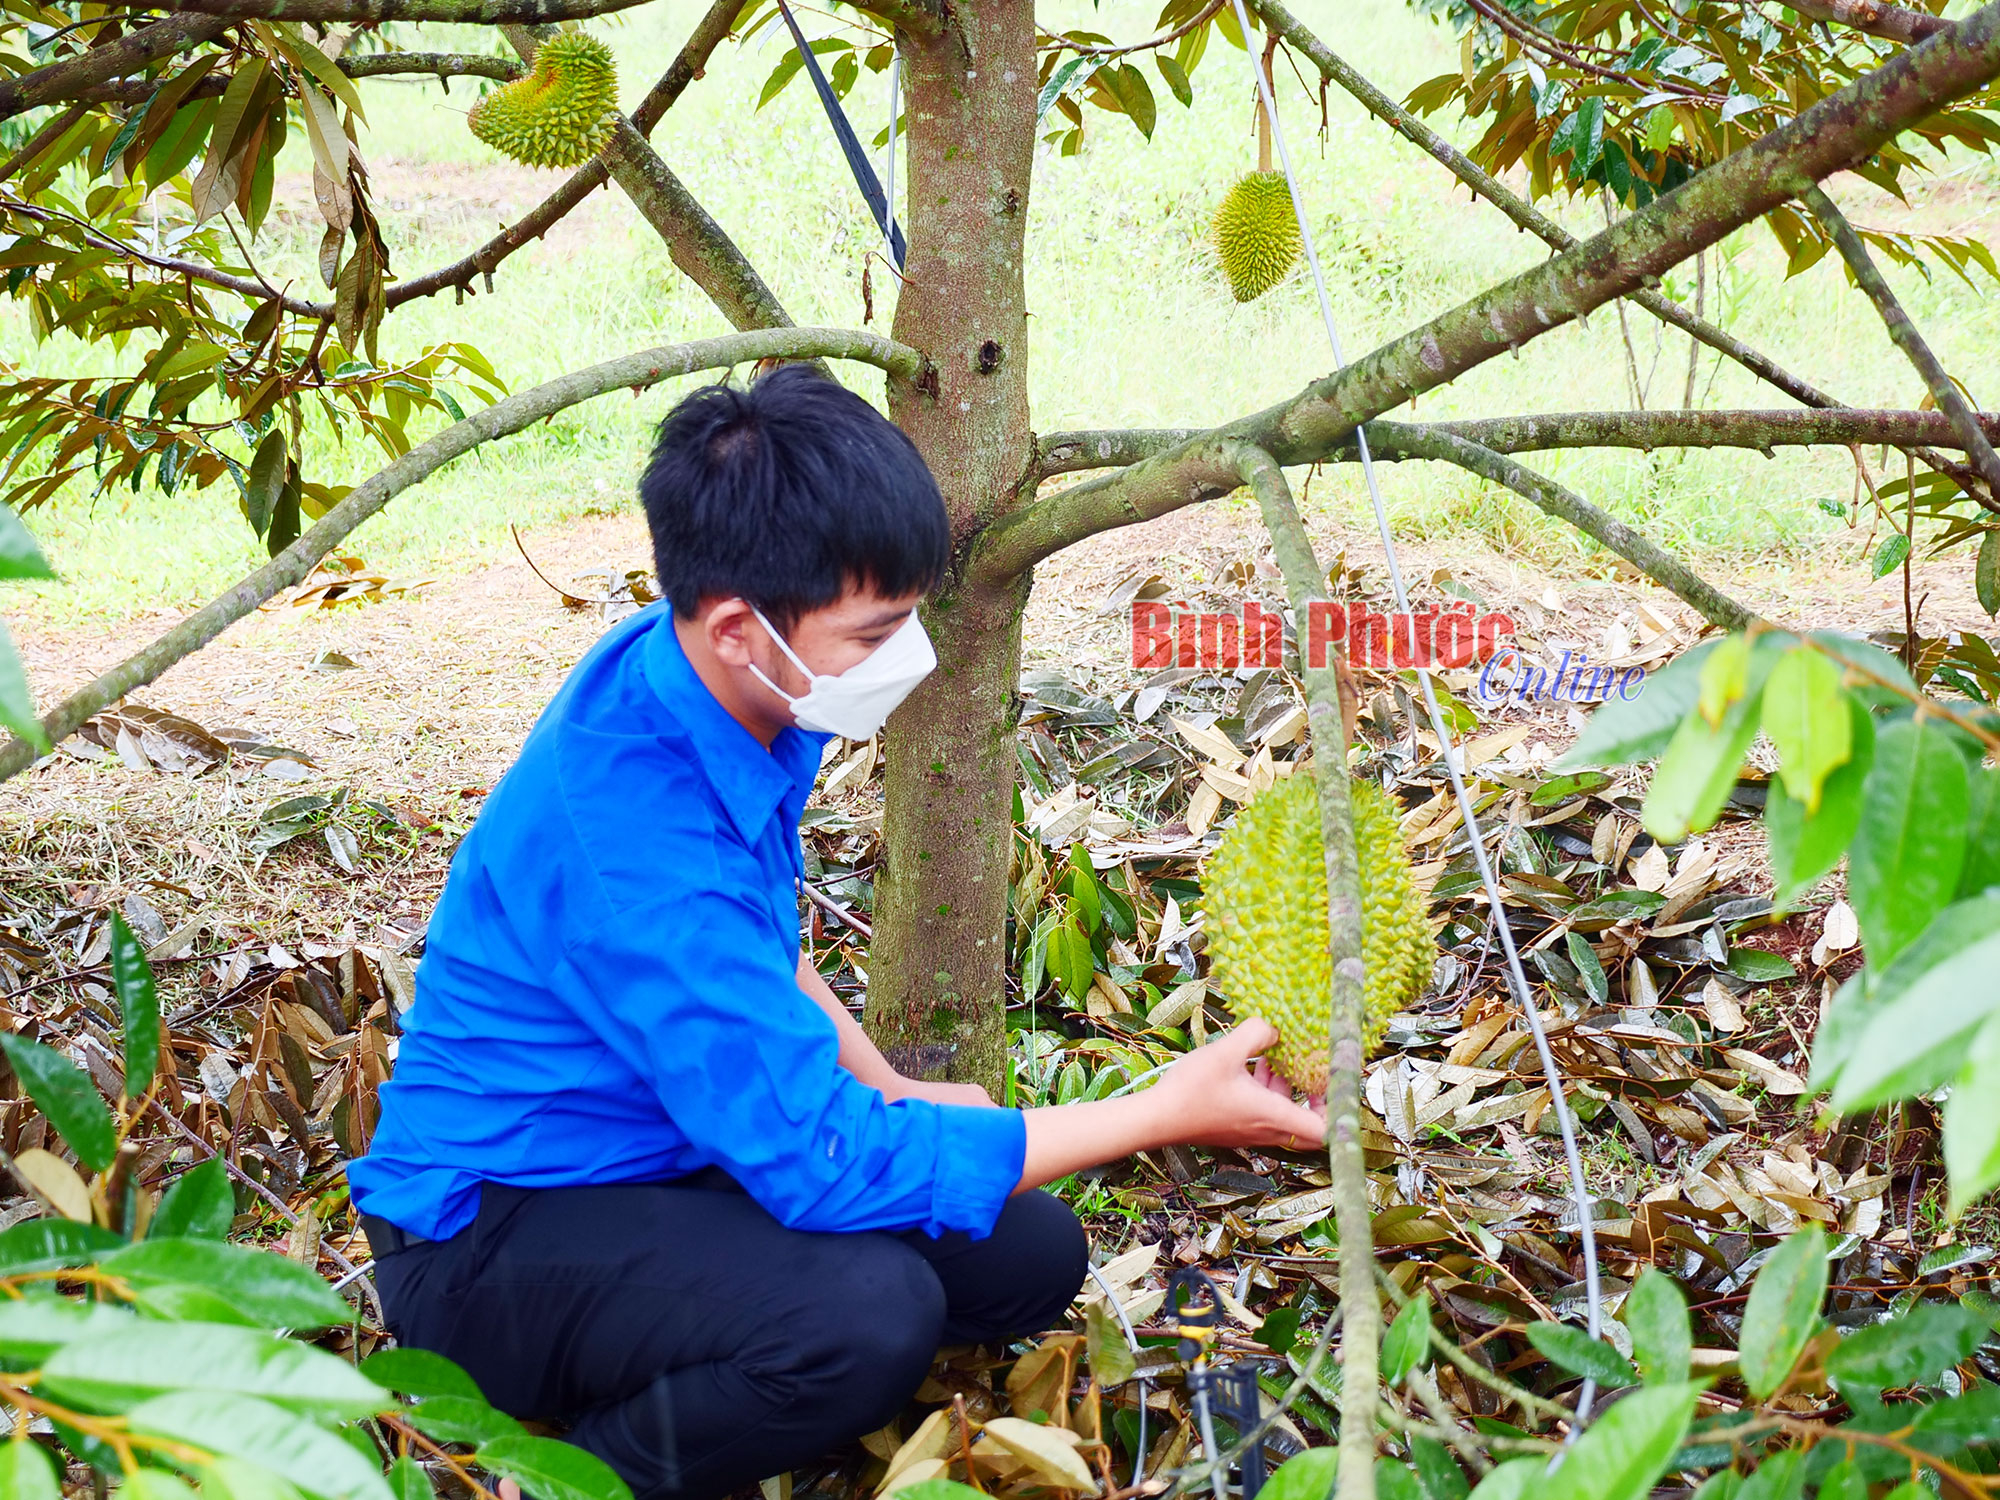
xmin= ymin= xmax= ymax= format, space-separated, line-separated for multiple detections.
xmin=468 ymin=32 xmax=618 ymax=169
xmin=1210 ymin=170 xmax=1303 ymax=302
xmin=1202 ymin=770 xmax=1433 ymax=1092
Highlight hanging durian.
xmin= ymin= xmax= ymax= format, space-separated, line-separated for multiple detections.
xmin=1211 ymin=171 xmax=1303 ymax=302
xmin=1202 ymin=769 xmax=1433 ymax=1093
xmin=468 ymin=32 xmax=618 ymax=170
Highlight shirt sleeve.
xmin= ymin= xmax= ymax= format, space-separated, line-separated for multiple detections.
xmin=547 ymin=887 xmax=1026 ymax=1239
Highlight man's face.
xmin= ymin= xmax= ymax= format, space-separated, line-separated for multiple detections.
xmin=693 ymin=582 xmax=925 ymax=741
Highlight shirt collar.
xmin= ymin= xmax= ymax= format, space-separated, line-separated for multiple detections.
xmin=639 ymin=606 xmax=830 ymax=846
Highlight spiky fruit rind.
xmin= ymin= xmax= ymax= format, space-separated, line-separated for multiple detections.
xmin=1210 ymin=171 xmax=1303 ymax=303
xmin=468 ymin=32 xmax=618 ymax=170
xmin=1203 ymin=771 xmax=1433 ymax=1092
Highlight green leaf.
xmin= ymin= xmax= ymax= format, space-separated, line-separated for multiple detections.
xmin=1760 ymin=648 xmax=1852 ymax=813
xmin=123 ymin=1469 xmax=201 ymax=1500
xmin=108 ymin=914 xmax=161 ymax=1100
xmin=1944 ymin=1007 xmax=2000 ymax=1212
xmin=474 ymin=1435 xmax=632 ymax=1500
xmin=1105 ymin=63 xmax=1155 ymax=137
xmin=383 ymin=1459 xmax=430 ymax=1500
xmin=0 ymin=1438 xmax=62 ymax=1500
xmin=1735 ymin=1448 xmax=1804 ymax=1500
xmin=0 ymin=1219 xmax=125 ymax=1274
xmin=127 ymin=1393 xmax=391 ymax=1500
xmin=1848 ymin=717 xmax=1969 ymax=965
xmin=1738 ymin=1229 xmax=1829 ymax=1399
xmin=97 ymin=1240 xmax=355 ymax=1330
xmin=1824 ymin=1301 xmax=1988 ymax=1393
xmin=42 ymin=1323 xmax=389 ymax=1418
xmin=1083 ymin=1299 xmax=1137 ymax=1385
xmin=1825 ymin=897 xmax=2000 ymax=1110
xmin=1815 ymin=1460 xmax=1866 ymax=1500
xmin=1697 ymin=633 xmax=1751 ymax=727
xmin=357 ymin=1348 xmax=484 ymax=1400
xmin=0 ymin=1292 xmax=133 ymax=1362
xmin=1261 ymin=1449 xmax=1339 ymax=1500
xmin=1408 ymin=1437 xmax=1467 ymax=1500
xmin=0 ymin=621 xmax=49 ymax=757
xmin=150 ymin=1156 xmax=234 ymax=1240
xmin=1960 ymin=768 xmax=1999 ymax=899
xmin=1525 ymin=1321 xmax=1636 ymax=1386
xmin=1641 ymin=684 xmax=1761 ymax=843
xmin=1156 ymin=55 xmax=1193 ymax=107
xmin=1376 ymin=1460 xmax=1422 ymax=1500
xmin=1540 ymin=1382 xmax=1703 ymax=1500
xmin=0 ymin=1032 xmax=117 ymax=1173
xmin=1063 ymin=845 xmax=1102 ymax=932
xmin=1036 ymin=56 xmax=1094 ymax=121
xmin=1872 ymin=533 xmax=1911 ymax=580
xmin=1566 ymin=932 xmax=1609 ymax=1004
xmin=243 ymin=430 xmax=286 ymax=540
xmin=1766 ymin=696 xmax=1874 ymax=905
xmin=196 ymin=1455 xmax=309 ymax=1500
xmin=1623 ymin=1269 xmax=1692 ymax=1385
xmin=1381 ymin=1292 xmax=1432 ymax=1385
xmin=1463 ymin=1459 xmax=1538 ymax=1500
xmin=0 ymin=505 xmax=53 ymax=581
xmin=1727 ymin=948 xmax=1796 ymax=983
xmin=404 ymin=1395 xmax=525 ymax=1446
xmin=1979 ymin=528 xmax=2000 ymax=617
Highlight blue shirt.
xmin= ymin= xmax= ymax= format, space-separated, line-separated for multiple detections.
xmin=348 ymin=604 xmax=1026 ymax=1243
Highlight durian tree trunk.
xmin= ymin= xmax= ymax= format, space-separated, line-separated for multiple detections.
xmin=1228 ymin=443 xmax=1380 ymax=1497
xmin=865 ymin=1 xmax=1039 ymax=1088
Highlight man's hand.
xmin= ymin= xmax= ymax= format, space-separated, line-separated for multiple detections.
xmin=891 ymin=1078 xmax=996 ymax=1108
xmin=1145 ymin=1019 xmax=1327 ymax=1151
xmin=1014 ymin=1020 xmax=1326 ymax=1192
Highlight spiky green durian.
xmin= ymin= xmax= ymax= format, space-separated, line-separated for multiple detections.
xmin=468 ymin=32 xmax=618 ymax=170
xmin=1203 ymin=770 xmax=1433 ymax=1092
xmin=1210 ymin=170 xmax=1303 ymax=303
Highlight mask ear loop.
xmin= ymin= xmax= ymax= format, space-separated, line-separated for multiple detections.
xmin=747 ymin=602 xmax=820 ymax=685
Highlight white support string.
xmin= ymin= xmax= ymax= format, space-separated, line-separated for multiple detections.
xmin=883 ymin=52 xmax=905 ymax=273
xmin=1225 ymin=0 xmax=1606 ymax=1437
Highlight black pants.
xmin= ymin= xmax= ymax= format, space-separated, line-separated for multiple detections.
xmin=369 ymin=1171 xmax=1087 ymax=1500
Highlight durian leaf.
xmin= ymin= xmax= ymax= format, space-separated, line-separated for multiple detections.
xmin=1738 ymin=1228 xmax=1828 ymax=1399
xmin=1765 ymin=695 xmax=1873 ymax=907
xmin=1760 ymin=647 xmax=1852 ymax=813
xmin=1639 ymin=683 xmax=1761 ymax=843
xmin=1846 ymin=717 xmax=1969 ymax=965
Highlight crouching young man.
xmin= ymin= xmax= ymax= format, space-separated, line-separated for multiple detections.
xmin=348 ymin=364 xmax=1325 ymax=1500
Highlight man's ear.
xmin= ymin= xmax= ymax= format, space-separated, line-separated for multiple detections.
xmin=702 ymin=597 xmax=758 ymax=668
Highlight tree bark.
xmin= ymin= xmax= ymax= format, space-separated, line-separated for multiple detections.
xmin=0 ymin=327 xmax=920 ymax=784
xmin=868 ymin=1 xmax=1039 ymax=1088
xmin=0 ymin=13 xmax=232 ymax=122
xmin=1034 ymin=407 xmax=2000 ymax=477
xmin=1226 ymin=442 xmax=1378 ymax=1497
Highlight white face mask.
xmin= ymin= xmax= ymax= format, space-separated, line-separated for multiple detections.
xmin=746 ymin=602 xmax=936 ymax=739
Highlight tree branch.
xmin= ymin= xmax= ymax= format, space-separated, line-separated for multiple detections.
xmin=1799 ymin=182 xmax=2000 ymax=498
xmin=1247 ymin=0 xmax=1992 ymax=503
xmin=1365 ymin=423 xmax=1755 ymax=629
xmin=0 ymin=326 xmax=921 ymax=783
xmin=969 ymin=2 xmax=2000 ymax=582
xmin=68 ymin=51 xmax=525 ymax=103
xmin=1036 ymin=407 xmax=2000 ymax=478
xmin=1223 ymin=440 xmax=1378 ymax=1499
xmin=1791 ymin=0 xmax=1949 ymax=45
xmin=0 ymin=12 xmax=232 ymax=121
xmin=502 ymin=21 xmax=796 ymax=336
xmin=171 ymin=0 xmax=649 ymax=21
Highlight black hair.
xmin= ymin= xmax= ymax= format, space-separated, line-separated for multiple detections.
xmin=638 ymin=363 xmax=951 ymax=628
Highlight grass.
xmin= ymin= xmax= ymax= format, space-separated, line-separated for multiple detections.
xmin=6 ymin=0 xmax=2000 ymax=628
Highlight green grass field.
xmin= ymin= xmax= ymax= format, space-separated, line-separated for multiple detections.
xmin=8 ymin=0 xmax=2000 ymax=626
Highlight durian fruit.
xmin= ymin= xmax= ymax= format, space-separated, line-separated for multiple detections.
xmin=1210 ymin=170 xmax=1303 ymax=303
xmin=1202 ymin=769 xmax=1433 ymax=1092
xmin=468 ymin=32 xmax=618 ymax=170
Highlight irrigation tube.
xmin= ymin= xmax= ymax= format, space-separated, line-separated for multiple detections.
xmin=1225 ymin=0 xmax=1607 ymax=1441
